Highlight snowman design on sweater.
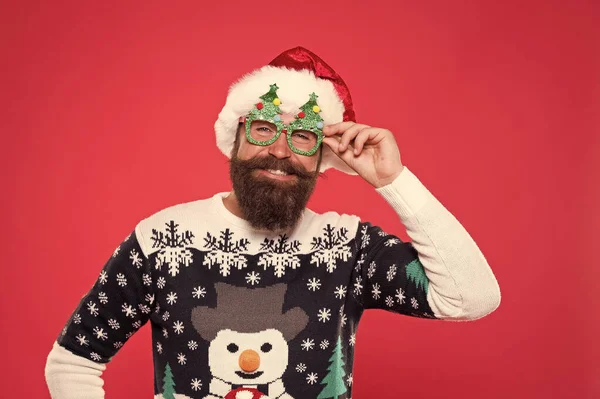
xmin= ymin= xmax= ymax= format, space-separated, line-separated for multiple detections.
xmin=192 ymin=283 xmax=306 ymax=399
xmin=57 ymin=193 xmax=435 ymax=399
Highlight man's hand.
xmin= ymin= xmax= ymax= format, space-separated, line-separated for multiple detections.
xmin=322 ymin=122 xmax=405 ymax=188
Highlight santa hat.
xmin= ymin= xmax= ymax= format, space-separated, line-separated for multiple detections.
xmin=214 ymin=46 xmax=357 ymax=174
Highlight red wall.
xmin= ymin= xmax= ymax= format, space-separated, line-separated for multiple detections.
xmin=2 ymin=1 xmax=598 ymax=398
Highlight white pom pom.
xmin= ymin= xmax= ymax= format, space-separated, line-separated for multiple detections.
xmin=236 ymin=390 xmax=254 ymax=399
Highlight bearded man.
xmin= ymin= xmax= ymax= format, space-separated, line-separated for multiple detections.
xmin=45 ymin=47 xmax=501 ymax=399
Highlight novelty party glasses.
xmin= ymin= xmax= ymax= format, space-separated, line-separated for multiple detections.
xmin=244 ymin=84 xmax=324 ymax=156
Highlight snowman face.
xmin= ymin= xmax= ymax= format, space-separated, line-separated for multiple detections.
xmin=209 ymin=328 xmax=289 ymax=385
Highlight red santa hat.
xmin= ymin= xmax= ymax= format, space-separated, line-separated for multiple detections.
xmin=214 ymin=46 xmax=357 ymax=175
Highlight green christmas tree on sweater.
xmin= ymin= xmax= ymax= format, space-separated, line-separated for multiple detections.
xmin=317 ymin=336 xmax=347 ymax=399
xmin=162 ymin=363 xmax=176 ymax=399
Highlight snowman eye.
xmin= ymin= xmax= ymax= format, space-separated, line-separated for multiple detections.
xmin=261 ymin=343 xmax=272 ymax=353
xmin=227 ymin=343 xmax=239 ymax=353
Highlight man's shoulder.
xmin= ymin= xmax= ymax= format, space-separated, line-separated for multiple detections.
xmin=133 ymin=194 xmax=221 ymax=250
xmin=301 ymin=208 xmax=362 ymax=239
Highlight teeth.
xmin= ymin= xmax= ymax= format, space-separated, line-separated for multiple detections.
xmin=267 ymin=169 xmax=288 ymax=176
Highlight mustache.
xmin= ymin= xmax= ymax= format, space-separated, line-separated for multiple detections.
xmin=233 ymin=156 xmax=315 ymax=179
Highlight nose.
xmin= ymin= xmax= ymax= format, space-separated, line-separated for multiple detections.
xmin=268 ymin=130 xmax=292 ymax=159
xmin=239 ymin=349 xmax=260 ymax=372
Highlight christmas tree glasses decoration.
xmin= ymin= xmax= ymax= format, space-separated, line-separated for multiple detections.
xmin=245 ymin=84 xmax=325 ymax=156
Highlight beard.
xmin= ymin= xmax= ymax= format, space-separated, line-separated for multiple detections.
xmin=229 ymin=154 xmax=319 ymax=233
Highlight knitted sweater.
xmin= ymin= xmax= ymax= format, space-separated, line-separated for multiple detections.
xmin=45 ymin=167 xmax=501 ymax=399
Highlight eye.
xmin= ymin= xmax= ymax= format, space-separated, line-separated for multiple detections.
xmin=261 ymin=343 xmax=272 ymax=353
xmin=291 ymin=132 xmax=309 ymax=141
xmin=227 ymin=343 xmax=239 ymax=353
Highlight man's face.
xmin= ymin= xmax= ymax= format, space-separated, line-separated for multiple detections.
xmin=229 ymin=114 xmax=321 ymax=233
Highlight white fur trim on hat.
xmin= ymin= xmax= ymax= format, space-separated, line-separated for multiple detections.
xmin=214 ymin=65 xmax=356 ymax=175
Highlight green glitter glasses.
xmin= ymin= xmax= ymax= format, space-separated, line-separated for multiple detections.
xmin=244 ymin=84 xmax=325 ymax=156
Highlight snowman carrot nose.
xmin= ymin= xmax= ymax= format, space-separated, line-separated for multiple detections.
xmin=239 ymin=349 xmax=260 ymax=372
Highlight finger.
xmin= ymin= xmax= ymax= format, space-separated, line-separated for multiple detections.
xmin=322 ymin=136 xmax=356 ymax=166
xmin=339 ymin=124 xmax=370 ymax=152
xmin=353 ymin=128 xmax=383 ymax=155
xmin=322 ymin=121 xmax=356 ymax=136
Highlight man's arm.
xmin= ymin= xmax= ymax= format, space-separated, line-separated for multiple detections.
xmin=45 ymin=342 xmax=107 ymax=399
xmin=355 ymin=166 xmax=500 ymax=320
xmin=45 ymin=228 xmax=155 ymax=398
xmin=323 ymin=122 xmax=500 ymax=320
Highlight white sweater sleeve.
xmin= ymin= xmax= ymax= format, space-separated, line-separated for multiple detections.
xmin=376 ymin=166 xmax=501 ymax=320
xmin=45 ymin=341 xmax=106 ymax=399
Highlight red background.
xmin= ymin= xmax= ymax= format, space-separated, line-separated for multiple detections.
xmin=1 ymin=1 xmax=598 ymax=398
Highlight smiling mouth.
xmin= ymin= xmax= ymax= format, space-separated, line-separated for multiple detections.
xmin=256 ymin=169 xmax=296 ymax=181
xmin=235 ymin=370 xmax=264 ymax=379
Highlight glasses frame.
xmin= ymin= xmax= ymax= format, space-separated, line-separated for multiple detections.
xmin=244 ymin=115 xmax=323 ymax=157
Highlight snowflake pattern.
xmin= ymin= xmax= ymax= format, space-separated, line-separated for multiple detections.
xmin=151 ymin=221 xmax=195 ymax=276
xmin=173 ymin=320 xmax=184 ymax=334
xmin=355 ymin=253 xmax=367 ymax=272
xmin=188 ymin=340 xmax=198 ymax=350
xmin=162 ymin=311 xmax=170 ymax=321
xmin=353 ymin=276 xmax=363 ymax=296
xmin=116 ymin=273 xmax=127 ymax=287
xmin=334 ymin=285 xmax=347 ymax=299
xmin=367 ymin=261 xmax=377 ymax=279
xmin=347 ymin=373 xmax=353 ymax=386
xmin=166 ymin=292 xmax=178 ymax=305
xmin=395 ymin=288 xmax=406 ymax=304
xmin=385 ymin=296 xmax=394 ymax=307
xmin=114 ymin=341 xmax=123 ymax=349
xmin=129 ymin=249 xmax=143 ymax=268
xmin=156 ymin=342 xmax=163 ymax=354
xmin=310 ymin=225 xmax=352 ymax=272
xmin=98 ymin=270 xmax=108 ymax=284
xmin=387 ymin=264 xmax=397 ymax=282
xmin=301 ymin=338 xmax=315 ymax=351
xmin=296 ymin=363 xmax=307 ymax=373
xmin=90 ymin=352 xmax=102 ymax=361
xmin=350 ymin=333 xmax=356 ymax=346
xmin=87 ymin=301 xmax=99 ymax=317
xmin=411 ymin=297 xmax=419 ymax=309
xmin=340 ymin=312 xmax=347 ymax=327
xmin=306 ymin=372 xmax=318 ymax=385
xmin=307 ymin=277 xmax=321 ymax=291
xmin=112 ymin=246 xmax=120 ymax=258
xmin=360 ymin=225 xmax=370 ymax=249
xmin=203 ymin=229 xmax=249 ymax=277
xmin=318 ymin=308 xmax=331 ymax=323
xmin=163 ymin=328 xmax=169 ymax=338
xmin=192 ymin=286 xmax=206 ymax=298
xmin=145 ymin=294 xmax=155 ymax=304
xmin=73 ymin=314 xmax=81 ymax=324
xmin=191 ymin=378 xmax=202 ymax=391
xmin=258 ymin=235 xmax=302 ymax=277
xmin=93 ymin=326 xmax=108 ymax=341
xmin=138 ymin=304 xmax=151 ymax=314
xmin=97 ymin=292 xmax=108 ymax=304
xmin=372 ymin=283 xmax=381 ymax=300
xmin=177 ymin=353 xmax=187 ymax=365
xmin=108 ymin=319 xmax=120 ymax=330
xmin=76 ymin=334 xmax=89 ymax=346
xmin=132 ymin=320 xmax=142 ymax=329
xmin=142 ymin=274 xmax=152 ymax=286
xmin=245 ymin=271 xmax=260 ymax=285
xmin=385 ymin=238 xmax=401 ymax=247
xmin=156 ymin=277 xmax=166 ymax=289
xmin=320 ymin=339 xmax=330 ymax=350
xmin=121 ymin=303 xmax=137 ymax=318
